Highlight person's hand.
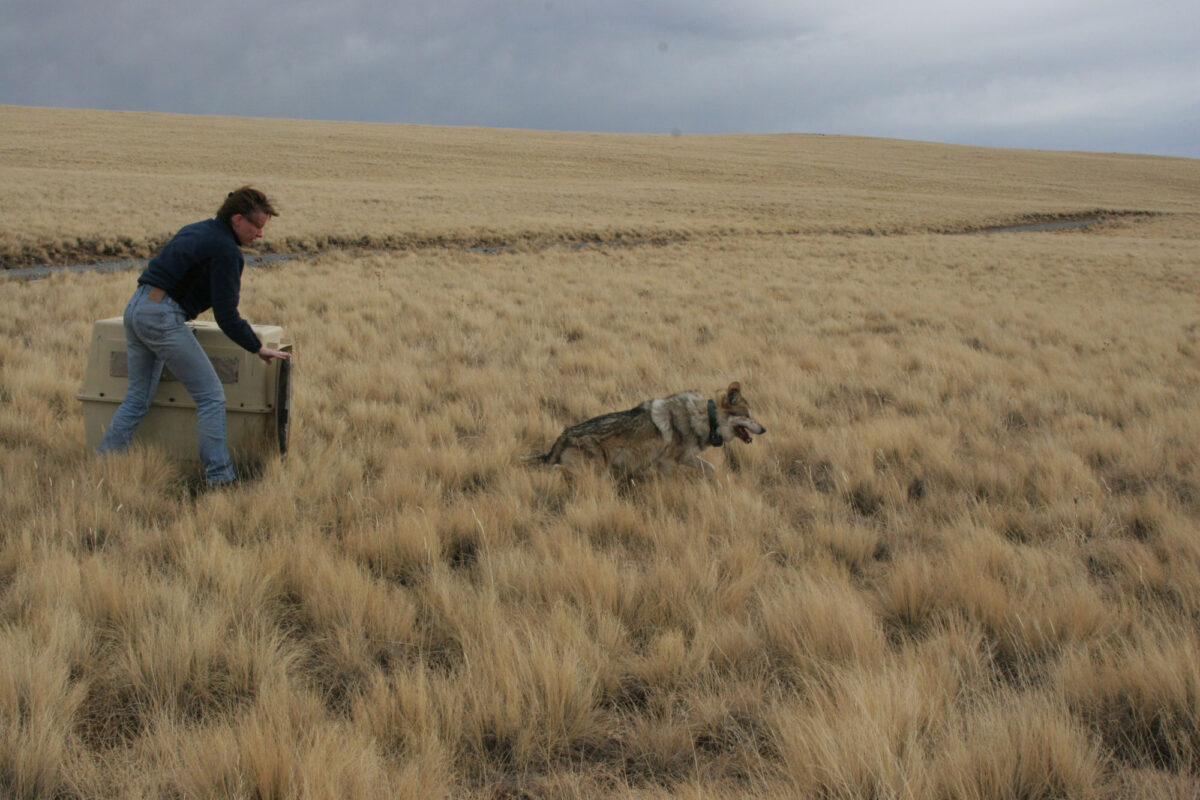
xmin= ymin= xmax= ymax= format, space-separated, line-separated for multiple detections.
xmin=257 ymin=346 xmax=291 ymax=364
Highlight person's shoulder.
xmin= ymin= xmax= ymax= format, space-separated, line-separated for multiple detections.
xmin=172 ymin=218 xmax=216 ymax=237
xmin=195 ymin=218 xmax=241 ymax=257
xmin=168 ymin=218 xmax=220 ymax=245
xmin=197 ymin=217 xmax=235 ymax=238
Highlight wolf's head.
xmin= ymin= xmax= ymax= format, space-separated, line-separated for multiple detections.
xmin=717 ymin=382 xmax=767 ymax=444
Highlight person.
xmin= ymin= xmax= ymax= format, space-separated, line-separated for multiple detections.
xmin=97 ymin=187 xmax=291 ymax=485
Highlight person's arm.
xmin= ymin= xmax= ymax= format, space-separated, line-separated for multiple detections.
xmin=209 ymin=253 xmax=265 ymax=355
xmin=208 ymin=229 xmax=290 ymax=363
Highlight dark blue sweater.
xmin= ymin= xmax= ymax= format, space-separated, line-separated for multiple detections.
xmin=138 ymin=218 xmax=262 ymax=353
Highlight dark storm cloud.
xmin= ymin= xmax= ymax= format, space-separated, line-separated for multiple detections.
xmin=1 ymin=0 xmax=1196 ymax=157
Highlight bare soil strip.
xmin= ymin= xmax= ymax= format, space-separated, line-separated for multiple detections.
xmin=0 ymin=212 xmax=1155 ymax=280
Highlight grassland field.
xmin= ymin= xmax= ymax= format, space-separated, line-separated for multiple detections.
xmin=1 ymin=105 xmax=1199 ymax=799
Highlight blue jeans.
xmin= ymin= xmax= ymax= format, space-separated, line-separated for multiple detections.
xmin=97 ymin=284 xmax=236 ymax=484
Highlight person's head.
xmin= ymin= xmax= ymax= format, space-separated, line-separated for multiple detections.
xmin=217 ymin=186 xmax=279 ymax=246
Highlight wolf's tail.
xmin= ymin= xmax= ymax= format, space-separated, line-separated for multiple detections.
xmin=522 ymin=433 xmax=567 ymax=467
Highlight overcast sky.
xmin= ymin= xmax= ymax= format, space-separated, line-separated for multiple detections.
xmin=2 ymin=0 xmax=1196 ymax=158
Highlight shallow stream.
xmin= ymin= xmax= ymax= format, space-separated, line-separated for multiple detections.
xmin=1 ymin=217 xmax=1105 ymax=280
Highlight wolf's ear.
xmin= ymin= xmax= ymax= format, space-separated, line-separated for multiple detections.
xmin=726 ymin=381 xmax=741 ymax=403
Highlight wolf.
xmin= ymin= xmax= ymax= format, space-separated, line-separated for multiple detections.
xmin=527 ymin=382 xmax=766 ymax=479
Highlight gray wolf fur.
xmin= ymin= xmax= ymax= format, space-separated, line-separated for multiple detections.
xmin=528 ymin=382 xmax=766 ymax=478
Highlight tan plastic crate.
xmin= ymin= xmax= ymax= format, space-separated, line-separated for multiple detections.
xmin=78 ymin=318 xmax=292 ymax=464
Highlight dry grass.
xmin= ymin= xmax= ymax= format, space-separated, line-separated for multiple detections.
xmin=1 ymin=105 xmax=1199 ymax=798
xmin=2 ymin=104 xmax=1197 ymax=268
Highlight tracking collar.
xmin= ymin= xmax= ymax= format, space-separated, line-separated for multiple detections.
xmin=707 ymin=399 xmax=724 ymax=447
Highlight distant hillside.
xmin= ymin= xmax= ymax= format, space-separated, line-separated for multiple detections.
xmin=2 ymin=104 xmax=1197 ymax=268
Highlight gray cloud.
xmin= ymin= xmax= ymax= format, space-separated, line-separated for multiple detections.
xmin=1 ymin=0 xmax=1196 ymax=157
